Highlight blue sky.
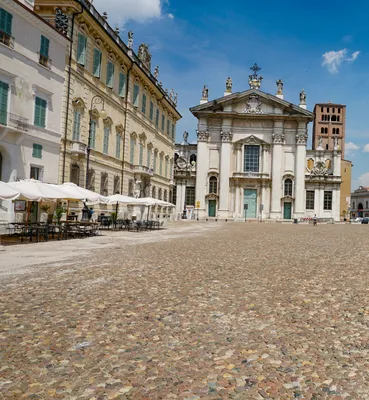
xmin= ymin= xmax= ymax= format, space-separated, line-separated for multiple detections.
xmin=94 ymin=0 xmax=369 ymax=189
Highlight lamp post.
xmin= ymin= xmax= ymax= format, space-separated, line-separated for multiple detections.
xmin=85 ymin=95 xmax=107 ymax=188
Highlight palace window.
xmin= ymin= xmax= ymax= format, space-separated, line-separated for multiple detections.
xmin=0 ymin=8 xmax=13 ymax=47
xmin=93 ymin=48 xmax=102 ymax=78
xmin=244 ymin=145 xmax=260 ymax=172
xmin=152 ymin=186 xmax=156 ymax=199
xmin=130 ymin=137 xmax=135 ymax=164
xmin=149 ymin=101 xmax=154 ymax=120
xmin=119 ymin=72 xmax=126 ymax=97
xmin=172 ymin=123 xmax=175 ymax=140
xmin=159 ymin=155 xmax=163 ymax=176
xmin=87 ymin=168 xmax=95 ymax=191
xmin=100 ymin=172 xmax=108 ymax=196
xmin=70 ymin=163 xmax=80 ymax=185
xmin=167 ymin=119 xmax=170 ymax=135
xmin=306 ymin=190 xmax=315 ymax=210
xmin=165 ymin=158 xmax=168 ymax=178
xmin=0 ymin=80 xmax=9 ymax=126
xmin=153 ymin=151 xmax=157 ymax=172
xmin=39 ymin=35 xmax=50 ymax=68
xmin=158 ymin=188 xmax=162 ymax=200
xmin=106 ymin=61 xmax=114 ymax=88
xmin=147 ymin=148 xmax=152 ymax=168
xmin=209 ymin=176 xmax=217 ymax=194
xmin=116 ymin=134 xmax=121 ymax=159
xmin=114 ymin=175 xmax=120 ymax=194
xmin=331 ymin=115 xmax=337 ymax=122
xmin=324 ymin=191 xmax=332 ymax=210
xmin=141 ymin=93 xmax=146 ymax=115
xmin=133 ymin=84 xmax=139 ymax=107
xmin=172 ymin=186 xmax=177 ymax=205
xmin=32 ymin=144 xmax=42 ymax=159
xmin=161 ymin=114 xmax=165 ymax=131
xmin=76 ymin=33 xmax=87 ymax=66
xmin=284 ymin=179 xmax=293 ymax=197
xmin=155 ymin=109 xmax=159 ymax=128
xmin=103 ymin=126 xmax=110 ymax=154
xmin=186 ymin=187 xmax=195 ymax=206
xmin=72 ymin=110 xmax=81 ymax=141
xmin=30 ymin=166 xmax=43 ymax=181
xmin=338 ymin=108 xmax=341 ymax=113
xmin=321 ymin=127 xmax=324 ymax=134
xmin=139 ymin=142 xmax=144 ymax=165
xmin=34 ymin=97 xmax=47 ymax=128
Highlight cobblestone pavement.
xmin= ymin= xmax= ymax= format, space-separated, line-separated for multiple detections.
xmin=1 ymin=223 xmax=369 ymax=399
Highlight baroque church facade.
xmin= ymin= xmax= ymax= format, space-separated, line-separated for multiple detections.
xmin=174 ymin=66 xmax=342 ymax=221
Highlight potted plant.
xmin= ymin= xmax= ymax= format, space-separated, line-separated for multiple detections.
xmin=40 ymin=204 xmax=50 ymax=223
xmin=55 ymin=207 xmax=66 ymax=225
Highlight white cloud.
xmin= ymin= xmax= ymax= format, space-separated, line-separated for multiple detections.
xmin=363 ymin=144 xmax=369 ymax=153
xmin=322 ymin=49 xmax=360 ymax=73
xmin=167 ymin=13 xmax=174 ymax=19
xmin=345 ymin=142 xmax=360 ymax=153
xmin=92 ymin=0 xmax=162 ymax=25
xmin=357 ymin=172 xmax=369 ymax=188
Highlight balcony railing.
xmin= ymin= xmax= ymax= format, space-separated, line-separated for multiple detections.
xmin=39 ymin=53 xmax=52 ymax=69
xmin=0 ymin=30 xmax=14 ymax=49
xmin=71 ymin=141 xmax=87 ymax=156
xmin=233 ymin=171 xmax=270 ymax=179
xmin=0 ymin=111 xmax=29 ymax=131
xmin=132 ymin=165 xmax=154 ymax=176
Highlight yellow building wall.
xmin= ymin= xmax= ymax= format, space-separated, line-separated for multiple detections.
xmin=340 ymin=159 xmax=352 ymax=219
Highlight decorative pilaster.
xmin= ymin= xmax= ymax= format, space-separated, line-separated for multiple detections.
xmin=195 ymin=129 xmax=210 ymax=218
xmin=294 ymin=127 xmax=308 ymax=219
xmin=235 ymin=144 xmax=242 ymax=172
xmin=270 ymin=123 xmax=284 ymax=218
xmin=218 ymin=130 xmax=233 ymax=217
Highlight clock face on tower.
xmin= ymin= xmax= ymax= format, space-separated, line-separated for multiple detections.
xmin=176 ymin=157 xmax=187 ymax=169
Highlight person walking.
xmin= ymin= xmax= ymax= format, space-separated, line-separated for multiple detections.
xmin=313 ymin=214 xmax=317 ymax=226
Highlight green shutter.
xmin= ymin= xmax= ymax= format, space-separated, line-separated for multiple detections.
xmin=72 ymin=111 xmax=80 ymax=140
xmin=40 ymin=35 xmax=50 ymax=57
xmin=161 ymin=115 xmax=165 ymax=131
xmin=167 ymin=120 xmax=170 ymax=135
xmin=133 ymin=85 xmax=139 ymax=107
xmin=149 ymin=101 xmax=154 ymax=120
xmin=172 ymin=123 xmax=175 ymax=140
xmin=90 ymin=120 xmax=96 ymax=149
xmin=116 ymin=134 xmax=121 ymax=159
xmin=77 ymin=33 xmax=86 ymax=65
xmin=0 ymin=9 xmax=12 ymax=35
xmin=93 ymin=49 xmax=101 ymax=77
xmin=0 ymin=81 xmax=9 ymax=125
xmin=106 ymin=61 xmax=114 ymax=88
xmin=119 ymin=73 xmax=126 ymax=97
xmin=34 ymin=97 xmax=46 ymax=128
xmin=139 ymin=143 xmax=143 ymax=165
xmin=155 ymin=110 xmax=159 ymax=128
xmin=130 ymin=139 xmax=135 ymax=163
xmin=32 ymin=144 xmax=42 ymax=159
xmin=141 ymin=94 xmax=146 ymax=114
xmin=103 ymin=127 xmax=109 ymax=154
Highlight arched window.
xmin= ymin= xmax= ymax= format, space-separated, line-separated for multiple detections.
xmin=128 ymin=179 xmax=134 ymax=197
xmin=152 ymin=186 xmax=156 ymax=199
xmin=209 ymin=176 xmax=217 ymax=194
xmin=100 ymin=172 xmax=108 ymax=196
xmin=333 ymin=128 xmax=336 ymax=134
xmin=158 ymin=188 xmax=162 ymax=200
xmin=327 ymin=107 xmax=330 ymax=113
xmin=190 ymin=154 xmax=197 ymax=164
xmin=284 ymin=179 xmax=293 ymax=197
xmin=326 ymin=144 xmax=329 ymax=150
xmin=70 ymin=163 xmax=80 ymax=185
xmin=325 ymin=128 xmax=328 ymax=134
xmin=337 ymin=116 xmax=340 ymax=122
xmin=164 ymin=190 xmax=168 ymax=202
xmin=336 ymin=128 xmax=339 ymax=135
xmin=321 ymin=127 xmax=324 ymax=134
xmin=331 ymin=115 xmax=336 ymax=122
xmin=0 ymin=151 xmax=2 ymax=181
xmin=338 ymin=108 xmax=341 ymax=114
xmin=113 ymin=176 xmax=120 ymax=194
xmin=321 ymin=115 xmax=324 ymax=121
xmin=332 ymin=108 xmax=335 ymax=113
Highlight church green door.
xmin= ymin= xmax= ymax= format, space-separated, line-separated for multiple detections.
xmin=244 ymin=189 xmax=257 ymax=218
xmin=283 ymin=202 xmax=292 ymax=219
xmin=208 ymin=200 xmax=216 ymax=217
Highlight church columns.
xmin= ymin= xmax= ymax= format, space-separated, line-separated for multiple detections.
xmin=195 ymin=130 xmax=209 ymax=218
xmin=294 ymin=127 xmax=308 ymax=218
xmin=270 ymin=122 xmax=284 ymax=218
xmin=218 ymin=130 xmax=233 ymax=218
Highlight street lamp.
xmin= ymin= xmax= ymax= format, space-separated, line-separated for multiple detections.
xmin=86 ymin=95 xmax=107 ymax=188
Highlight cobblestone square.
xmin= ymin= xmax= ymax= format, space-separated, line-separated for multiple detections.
xmin=1 ymin=223 xmax=369 ymax=399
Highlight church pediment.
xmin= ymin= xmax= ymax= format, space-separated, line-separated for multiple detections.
xmin=234 ymin=135 xmax=269 ymax=146
xmin=190 ymin=89 xmax=314 ymax=119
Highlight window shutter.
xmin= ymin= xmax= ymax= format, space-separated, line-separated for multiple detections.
xmin=0 ymin=81 xmax=9 ymax=125
xmin=90 ymin=120 xmax=96 ymax=149
xmin=119 ymin=73 xmax=126 ymax=97
xmin=40 ymin=36 xmax=50 ymax=57
xmin=141 ymin=94 xmax=146 ymax=114
xmin=73 ymin=111 xmax=80 ymax=141
xmin=133 ymin=85 xmax=139 ymax=107
xmin=106 ymin=61 xmax=114 ymax=88
xmin=149 ymin=101 xmax=154 ymax=120
xmin=39 ymin=98 xmax=46 ymax=128
xmin=103 ymin=127 xmax=109 ymax=154
xmin=155 ymin=110 xmax=159 ymax=128
xmin=130 ymin=139 xmax=135 ymax=163
xmin=77 ymin=33 xmax=86 ymax=65
xmin=0 ymin=9 xmax=12 ymax=35
xmin=116 ymin=134 xmax=121 ymax=159
xmin=93 ymin=49 xmax=101 ymax=77
xmin=34 ymin=97 xmax=46 ymax=127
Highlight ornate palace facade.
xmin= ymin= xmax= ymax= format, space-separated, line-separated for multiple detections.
xmin=35 ymin=0 xmax=180 ymax=204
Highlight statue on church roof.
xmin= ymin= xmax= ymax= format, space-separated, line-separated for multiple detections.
xmin=174 ymin=93 xmax=178 ymax=106
xmin=248 ymin=63 xmax=263 ymax=89
xmin=202 ymin=84 xmax=209 ymax=99
xmin=300 ymin=89 xmax=306 ymax=105
xmin=127 ymin=31 xmax=134 ymax=50
xmin=170 ymin=88 xmax=175 ymax=101
xmin=226 ymin=77 xmax=232 ymax=92
xmin=183 ymin=131 xmax=189 ymax=144
xmin=154 ymin=65 xmax=159 ymax=80
xmin=276 ymin=79 xmax=283 ymax=95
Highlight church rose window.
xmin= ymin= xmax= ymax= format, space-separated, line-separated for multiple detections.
xmin=244 ymin=145 xmax=260 ymax=172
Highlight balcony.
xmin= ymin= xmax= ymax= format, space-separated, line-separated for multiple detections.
xmin=232 ymin=171 xmax=270 ymax=180
xmin=0 ymin=30 xmax=14 ymax=49
xmin=0 ymin=111 xmax=29 ymax=131
xmin=71 ymin=141 xmax=87 ymax=156
xmin=39 ymin=54 xmax=52 ymax=69
xmin=132 ymin=165 xmax=154 ymax=176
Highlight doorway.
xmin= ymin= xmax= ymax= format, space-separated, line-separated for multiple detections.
xmin=244 ymin=189 xmax=257 ymax=218
xmin=283 ymin=202 xmax=292 ymax=219
xmin=208 ymin=200 xmax=216 ymax=217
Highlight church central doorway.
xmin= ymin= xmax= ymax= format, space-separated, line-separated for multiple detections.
xmin=244 ymin=189 xmax=257 ymax=218
xmin=283 ymin=202 xmax=292 ymax=219
xmin=208 ymin=200 xmax=216 ymax=217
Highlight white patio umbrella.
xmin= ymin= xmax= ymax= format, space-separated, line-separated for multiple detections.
xmin=54 ymin=182 xmax=108 ymax=203
xmin=106 ymin=194 xmax=141 ymax=205
xmin=0 ymin=181 xmax=21 ymax=200
xmin=7 ymin=179 xmax=67 ymax=201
